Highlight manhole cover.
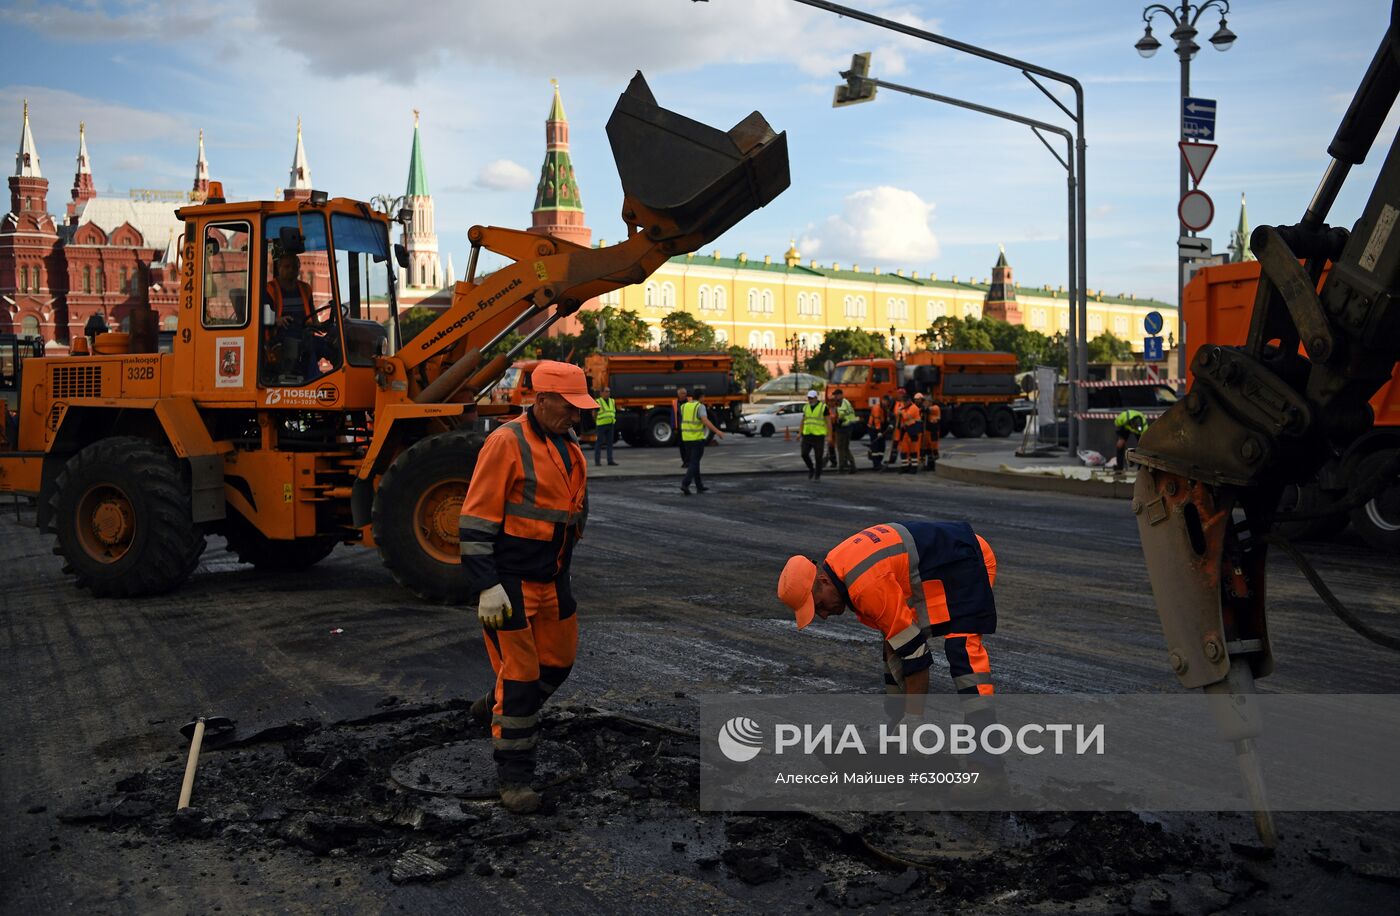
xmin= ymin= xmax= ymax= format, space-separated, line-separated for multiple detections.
xmin=391 ymin=740 xmax=585 ymax=798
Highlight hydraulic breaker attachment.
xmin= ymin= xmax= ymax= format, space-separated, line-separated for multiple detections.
xmin=607 ymin=72 xmax=790 ymax=248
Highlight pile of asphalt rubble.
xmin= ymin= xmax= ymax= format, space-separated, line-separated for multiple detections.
xmin=58 ymin=699 xmax=1273 ymax=909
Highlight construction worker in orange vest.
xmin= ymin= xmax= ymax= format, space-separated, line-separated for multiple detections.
xmin=916 ymin=392 xmax=941 ymax=472
xmin=896 ymin=390 xmax=923 ymax=474
xmin=778 ymin=521 xmax=1002 ymax=776
xmin=262 ymin=251 xmax=321 ymax=382
xmin=459 ymin=360 xmax=594 ymax=814
xmin=866 ymin=396 xmax=888 ymax=470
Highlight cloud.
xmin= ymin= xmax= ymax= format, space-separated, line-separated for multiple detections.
xmin=475 ymin=159 xmax=534 ymax=192
xmin=112 ymin=154 xmax=146 ymax=171
xmin=0 ymin=86 xmax=190 ymax=145
xmin=242 ymin=0 xmax=938 ymax=84
xmin=801 ymin=186 xmax=939 ymax=264
xmin=0 ymin=0 xmax=226 ymax=42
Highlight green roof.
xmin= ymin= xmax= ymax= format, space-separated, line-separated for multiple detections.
xmin=657 ymin=252 xmax=1173 ymax=310
xmin=549 ymin=85 xmax=566 ymax=122
xmin=405 ymin=123 xmax=428 ymax=197
xmin=533 ymin=149 xmax=583 ymax=211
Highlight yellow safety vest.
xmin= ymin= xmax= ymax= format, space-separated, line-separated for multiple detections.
xmin=802 ymin=402 xmax=829 ymax=436
xmin=595 ymin=397 xmax=616 ymax=425
xmin=681 ymin=400 xmax=706 ymax=441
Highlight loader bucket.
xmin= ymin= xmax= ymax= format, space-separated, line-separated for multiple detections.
xmin=606 ymin=72 xmax=790 ymax=246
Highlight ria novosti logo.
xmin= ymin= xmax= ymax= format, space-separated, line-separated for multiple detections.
xmin=717 ymin=716 xmax=764 ymax=762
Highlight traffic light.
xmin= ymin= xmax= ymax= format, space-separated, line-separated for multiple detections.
xmin=832 ymin=52 xmax=877 ymax=107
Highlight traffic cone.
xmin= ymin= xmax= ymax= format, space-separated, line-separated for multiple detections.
xmin=784 ymin=427 xmax=792 ymax=441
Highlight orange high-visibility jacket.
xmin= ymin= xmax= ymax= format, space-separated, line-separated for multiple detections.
xmin=823 ymin=522 xmax=996 ymax=678
xmin=459 ymin=410 xmax=588 ymax=591
xmin=897 ymin=402 xmax=923 ymax=436
xmin=263 ymin=279 xmax=316 ymax=340
xmin=868 ymin=400 xmax=886 ymax=431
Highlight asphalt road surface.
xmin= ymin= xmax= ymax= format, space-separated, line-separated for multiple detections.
xmin=3 ymin=467 xmax=1398 ymax=913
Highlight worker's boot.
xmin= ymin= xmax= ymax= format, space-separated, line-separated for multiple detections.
xmin=499 ymin=783 xmax=541 ymax=814
xmin=469 ymin=692 xmax=493 ymax=727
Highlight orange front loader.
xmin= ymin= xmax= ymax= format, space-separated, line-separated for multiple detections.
xmin=0 ymin=73 xmax=789 ymax=603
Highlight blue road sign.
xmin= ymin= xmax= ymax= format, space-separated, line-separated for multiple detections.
xmin=1144 ymin=336 xmax=1165 ymax=361
xmin=1182 ymin=96 xmax=1216 ymax=141
xmin=1144 ymin=310 xmax=1164 ymax=335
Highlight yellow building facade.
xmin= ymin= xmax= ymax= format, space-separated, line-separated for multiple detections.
xmin=593 ymin=242 xmax=1175 ymax=367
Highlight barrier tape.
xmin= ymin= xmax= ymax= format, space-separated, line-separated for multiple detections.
xmin=1074 ymin=378 xmax=1182 ymax=388
xmin=1069 ymin=408 xmax=1170 ymax=420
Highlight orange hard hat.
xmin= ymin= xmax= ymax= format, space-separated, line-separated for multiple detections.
xmin=531 ymin=360 xmax=598 ymax=409
xmin=778 ymin=555 xmax=818 ymax=629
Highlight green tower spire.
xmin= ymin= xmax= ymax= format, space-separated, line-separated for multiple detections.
xmin=405 ymin=108 xmax=428 ymax=197
xmin=1229 ymin=193 xmax=1253 ymax=263
xmin=533 ymin=80 xmax=583 ymax=214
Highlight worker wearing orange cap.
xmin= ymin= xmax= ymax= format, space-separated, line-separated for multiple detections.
xmin=777 ymin=521 xmax=997 ymax=714
xmin=459 ymin=359 xmax=595 ymax=814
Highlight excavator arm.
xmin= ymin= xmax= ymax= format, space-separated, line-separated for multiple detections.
xmin=1133 ymin=3 xmax=1400 ymax=846
xmin=390 ymin=72 xmax=790 ymax=405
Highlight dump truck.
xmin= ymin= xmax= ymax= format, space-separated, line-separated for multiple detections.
xmin=489 ymin=351 xmax=743 ymax=446
xmin=0 ymin=73 xmax=789 ymax=602
xmin=1184 ymin=259 xmax=1400 ymax=550
xmin=828 ymin=350 xmax=1023 ymax=438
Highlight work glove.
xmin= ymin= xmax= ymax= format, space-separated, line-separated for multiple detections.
xmin=477 ymin=584 xmax=511 ymax=629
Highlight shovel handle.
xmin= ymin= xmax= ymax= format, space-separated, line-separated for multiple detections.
xmin=177 ymin=718 xmax=206 ymax=811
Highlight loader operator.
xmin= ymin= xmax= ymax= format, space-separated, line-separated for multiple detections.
xmin=459 ymin=360 xmax=595 ymax=814
xmin=263 ymin=252 xmax=319 ymax=383
xmin=778 ymin=520 xmax=998 ymax=714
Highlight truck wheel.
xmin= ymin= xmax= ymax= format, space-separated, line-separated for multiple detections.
xmin=51 ymin=436 xmax=206 ymax=597
xmin=952 ymin=408 xmax=987 ymax=439
xmin=223 ymin=512 xmax=338 ymax=570
xmin=1350 ymin=450 xmax=1400 ymax=552
xmin=645 ymin=411 xmax=675 ymax=448
xmin=1273 ymin=482 xmax=1348 ymax=542
xmin=373 ymin=428 xmax=485 ymax=604
xmin=760 ymin=423 xmax=775 ymax=438
xmin=987 ymin=407 xmax=1016 ymax=438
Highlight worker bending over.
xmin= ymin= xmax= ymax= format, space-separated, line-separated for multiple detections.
xmin=1114 ymin=409 xmax=1148 ymax=473
xmin=459 ymin=360 xmax=594 ymax=814
xmin=779 ymin=520 xmax=996 ymax=701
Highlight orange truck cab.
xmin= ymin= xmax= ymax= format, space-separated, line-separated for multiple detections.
xmin=829 ymin=350 xmax=1024 ymax=439
xmin=1184 ymin=260 xmax=1400 ymax=550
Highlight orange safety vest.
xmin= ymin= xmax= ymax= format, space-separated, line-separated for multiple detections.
xmin=868 ymin=400 xmax=885 ymax=431
xmin=823 ymin=522 xmax=997 ymax=653
xmin=264 ymin=279 xmax=316 ymax=340
xmin=459 ymin=410 xmax=588 ymax=587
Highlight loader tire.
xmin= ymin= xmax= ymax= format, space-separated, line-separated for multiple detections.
xmin=373 ymin=428 xmax=485 ymax=604
xmin=51 ymin=436 xmax=206 ymax=598
xmin=222 ymin=512 xmax=338 ymax=571
xmin=1350 ymin=450 xmax=1400 ymax=553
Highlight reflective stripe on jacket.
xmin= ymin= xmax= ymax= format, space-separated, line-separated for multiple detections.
xmin=680 ymin=400 xmax=706 ymax=441
xmin=595 ymin=397 xmax=616 ymax=426
xmin=836 ymin=398 xmax=858 ymax=427
xmin=868 ymin=401 xmax=885 ymax=430
xmin=801 ymin=402 xmax=829 ymax=436
xmin=823 ymin=521 xmax=997 ymax=677
xmin=459 ymin=408 xmax=588 ymax=590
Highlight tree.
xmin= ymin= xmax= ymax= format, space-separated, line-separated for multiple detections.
xmin=660 ymin=311 xmax=717 ymax=351
xmin=1088 ymin=331 xmax=1134 ymax=363
xmin=590 ymin=306 xmax=651 ymax=353
xmin=727 ymin=345 xmax=771 ymax=393
xmin=920 ymin=316 xmax=966 ymax=351
xmin=393 ymin=306 xmax=443 ymax=346
xmin=803 ymin=327 xmax=890 ymax=374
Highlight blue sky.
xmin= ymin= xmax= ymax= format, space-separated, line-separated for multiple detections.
xmin=2 ymin=0 xmax=1393 ymax=303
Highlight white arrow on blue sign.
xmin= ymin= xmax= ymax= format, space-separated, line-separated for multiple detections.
xmin=1144 ymin=336 xmax=1165 ymax=361
xmin=1182 ymin=96 xmax=1217 ymax=141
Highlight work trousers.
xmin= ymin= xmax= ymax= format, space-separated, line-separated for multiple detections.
xmin=481 ymin=576 xmax=579 ymax=785
xmin=835 ymin=425 xmax=857 ymax=472
xmin=681 ymin=439 xmax=706 ymax=490
xmin=593 ymin=423 xmax=615 ymax=465
xmin=800 ymin=434 xmax=826 ymax=479
xmin=885 ymin=633 xmax=1000 ymax=769
xmin=1115 ymin=432 xmax=1138 ymax=471
xmin=899 ymin=427 xmax=923 ymax=466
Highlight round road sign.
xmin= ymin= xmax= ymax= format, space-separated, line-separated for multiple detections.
xmin=1178 ymin=189 xmax=1214 ymax=232
xmin=1144 ymin=310 xmax=1164 ymax=335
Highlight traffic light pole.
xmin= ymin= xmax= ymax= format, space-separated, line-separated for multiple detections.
xmin=791 ymin=0 xmax=1090 ymax=456
xmin=862 ymin=77 xmax=1078 ymax=453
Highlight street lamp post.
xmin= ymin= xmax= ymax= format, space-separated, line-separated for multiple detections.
xmin=1136 ymin=1 xmax=1236 ymax=383
xmin=786 ymin=333 xmax=802 ymax=392
xmin=841 ymin=71 xmax=1080 ymax=454
xmin=790 ymin=0 xmax=1090 ymax=456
